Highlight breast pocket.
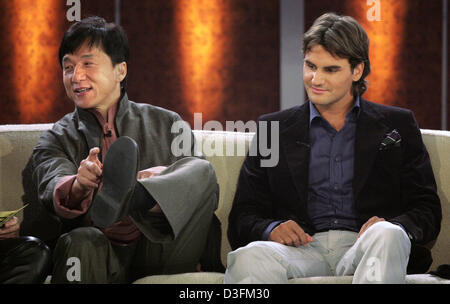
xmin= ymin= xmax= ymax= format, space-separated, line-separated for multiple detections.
xmin=374 ymin=146 xmax=403 ymax=175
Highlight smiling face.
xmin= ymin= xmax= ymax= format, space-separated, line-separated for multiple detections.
xmin=62 ymin=40 xmax=127 ymax=118
xmin=303 ymin=44 xmax=364 ymax=112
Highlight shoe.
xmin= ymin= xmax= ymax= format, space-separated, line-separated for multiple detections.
xmin=90 ymin=136 xmax=139 ymax=229
xmin=429 ymin=264 xmax=450 ymax=280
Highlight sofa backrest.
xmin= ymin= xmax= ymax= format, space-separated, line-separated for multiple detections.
xmin=193 ymin=130 xmax=254 ymax=266
xmin=0 ymin=124 xmax=54 ymax=214
xmin=418 ymin=129 xmax=450 ymax=269
xmin=0 ymin=124 xmax=449 ymax=269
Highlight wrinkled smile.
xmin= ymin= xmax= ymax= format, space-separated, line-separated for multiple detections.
xmin=73 ymin=87 xmax=93 ymax=96
xmin=74 ymin=87 xmax=92 ymax=93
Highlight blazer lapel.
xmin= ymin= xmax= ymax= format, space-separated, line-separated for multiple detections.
xmin=353 ymin=99 xmax=390 ymax=200
xmin=76 ymin=108 xmax=103 ymax=152
xmin=280 ymin=104 xmax=311 ymax=205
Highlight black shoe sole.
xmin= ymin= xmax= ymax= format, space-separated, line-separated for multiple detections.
xmin=91 ymin=136 xmax=139 ymax=229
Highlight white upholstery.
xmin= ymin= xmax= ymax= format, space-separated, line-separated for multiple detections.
xmin=0 ymin=124 xmax=449 ymax=284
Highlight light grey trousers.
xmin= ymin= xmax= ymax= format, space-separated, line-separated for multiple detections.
xmin=224 ymin=221 xmax=411 ymax=284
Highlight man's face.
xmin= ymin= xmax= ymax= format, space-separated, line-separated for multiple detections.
xmin=303 ymin=44 xmax=363 ymax=111
xmin=62 ymin=41 xmax=126 ymax=116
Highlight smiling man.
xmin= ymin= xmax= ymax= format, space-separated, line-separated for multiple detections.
xmin=224 ymin=12 xmax=441 ymax=284
xmin=62 ymin=42 xmax=125 ymax=116
xmin=28 ymin=16 xmax=222 ymax=283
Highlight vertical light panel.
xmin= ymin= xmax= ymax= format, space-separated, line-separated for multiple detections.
xmin=115 ymin=0 xmax=121 ymax=25
xmin=280 ymin=0 xmax=305 ymax=109
xmin=176 ymin=0 xmax=230 ymax=123
xmin=345 ymin=0 xmax=407 ymax=106
xmin=442 ymin=0 xmax=448 ymax=130
xmin=10 ymin=0 xmax=64 ymax=123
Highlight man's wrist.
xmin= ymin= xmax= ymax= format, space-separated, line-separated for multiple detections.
xmin=262 ymin=220 xmax=284 ymax=241
xmin=70 ymin=179 xmax=91 ymax=201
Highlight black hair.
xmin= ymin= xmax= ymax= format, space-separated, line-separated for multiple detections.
xmin=58 ymin=16 xmax=130 ymax=89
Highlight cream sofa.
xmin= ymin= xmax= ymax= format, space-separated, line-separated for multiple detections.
xmin=0 ymin=124 xmax=449 ymax=284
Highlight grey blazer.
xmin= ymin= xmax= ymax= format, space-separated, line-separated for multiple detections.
xmin=30 ymin=93 xmax=218 ymax=243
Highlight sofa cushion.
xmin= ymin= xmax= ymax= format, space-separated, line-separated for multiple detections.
xmin=133 ymin=272 xmax=225 ymax=284
xmin=132 ymin=273 xmax=450 ymax=284
xmin=1 ymin=125 xmax=449 ymax=283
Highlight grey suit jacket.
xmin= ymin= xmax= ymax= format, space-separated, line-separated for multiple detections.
xmin=30 ymin=93 xmax=218 ymax=243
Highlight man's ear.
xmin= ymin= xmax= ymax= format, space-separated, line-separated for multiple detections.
xmin=115 ymin=62 xmax=127 ymax=82
xmin=352 ymin=62 xmax=364 ymax=82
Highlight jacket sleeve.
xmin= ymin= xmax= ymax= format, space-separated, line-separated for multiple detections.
xmin=31 ymin=130 xmax=80 ymax=215
xmin=388 ymin=111 xmax=442 ymax=245
xmin=227 ymin=120 xmax=281 ymax=250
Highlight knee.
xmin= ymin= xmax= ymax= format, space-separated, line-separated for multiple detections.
xmin=3 ymin=236 xmax=52 ymax=283
xmin=193 ymin=159 xmax=219 ymax=206
xmin=198 ymin=159 xmax=218 ymax=187
xmin=365 ymin=221 xmax=410 ymax=248
xmin=227 ymin=241 xmax=274 ymax=270
xmin=22 ymin=236 xmax=51 ymax=258
xmin=26 ymin=237 xmax=52 ymax=283
xmin=55 ymin=227 xmax=105 ymax=254
xmin=6 ymin=236 xmax=50 ymax=259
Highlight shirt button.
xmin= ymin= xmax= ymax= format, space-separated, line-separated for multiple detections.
xmin=335 ymin=156 xmax=341 ymax=162
xmin=334 ymin=220 xmax=338 ymax=224
xmin=333 ymin=184 xmax=339 ymax=190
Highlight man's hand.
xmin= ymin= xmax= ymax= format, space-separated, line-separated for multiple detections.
xmin=357 ymin=216 xmax=385 ymax=239
xmin=137 ymin=166 xmax=167 ymax=179
xmin=0 ymin=216 xmax=20 ymax=240
xmin=269 ymin=220 xmax=314 ymax=247
xmin=71 ymin=147 xmax=103 ymax=200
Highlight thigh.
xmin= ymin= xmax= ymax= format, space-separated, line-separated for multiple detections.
xmin=322 ymin=230 xmax=358 ymax=273
xmin=51 ymin=227 xmax=128 ymax=283
xmin=229 ymin=240 xmax=333 ymax=280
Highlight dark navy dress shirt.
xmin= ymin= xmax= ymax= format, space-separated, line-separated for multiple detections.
xmin=307 ymin=98 xmax=360 ymax=232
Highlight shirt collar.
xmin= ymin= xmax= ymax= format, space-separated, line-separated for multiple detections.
xmin=309 ymin=95 xmax=360 ymax=125
xmin=88 ymin=101 xmax=119 ymax=136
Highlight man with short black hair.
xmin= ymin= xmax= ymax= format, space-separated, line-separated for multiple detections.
xmin=225 ymin=12 xmax=441 ymax=284
xmin=29 ymin=16 xmax=222 ymax=283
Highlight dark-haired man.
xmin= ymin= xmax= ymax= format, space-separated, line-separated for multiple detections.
xmin=225 ymin=12 xmax=441 ymax=283
xmin=28 ymin=16 xmax=221 ymax=283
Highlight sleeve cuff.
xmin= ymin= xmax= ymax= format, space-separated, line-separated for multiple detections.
xmin=262 ymin=220 xmax=284 ymax=241
xmin=53 ymin=175 xmax=94 ymax=219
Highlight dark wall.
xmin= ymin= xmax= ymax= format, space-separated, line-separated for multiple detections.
xmin=0 ymin=0 xmax=447 ymax=130
xmin=305 ymin=0 xmax=446 ymax=130
xmin=0 ymin=0 xmax=279 ymax=127
xmin=121 ymin=0 xmax=279 ymax=127
xmin=0 ymin=0 xmax=69 ymax=124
